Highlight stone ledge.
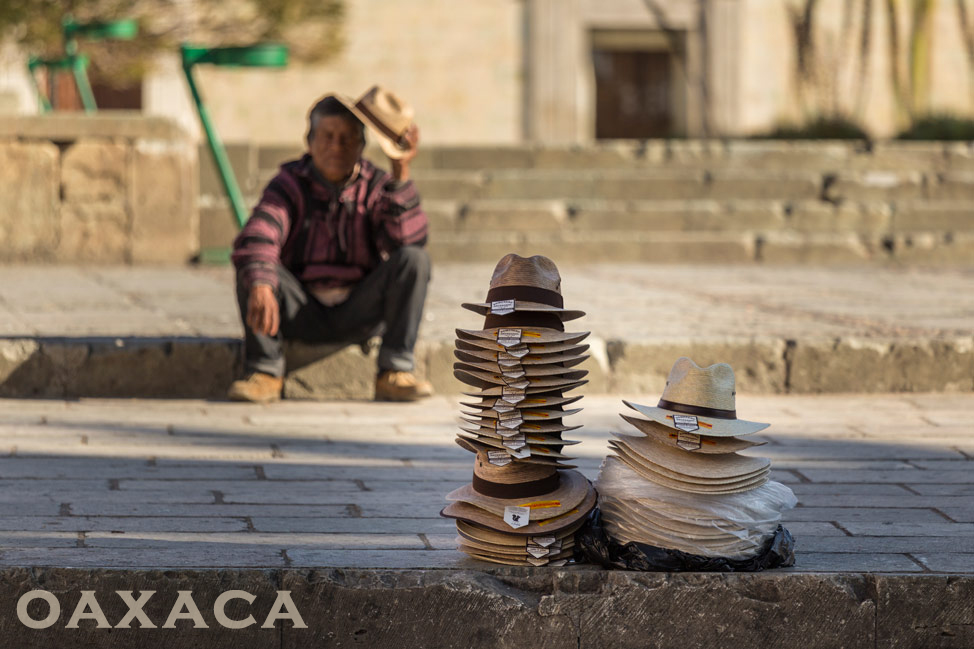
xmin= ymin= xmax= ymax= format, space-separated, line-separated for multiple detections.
xmin=2 ymin=335 xmax=970 ymax=399
xmin=0 ymin=568 xmax=970 ymax=649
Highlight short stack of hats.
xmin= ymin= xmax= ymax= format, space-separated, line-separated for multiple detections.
xmin=440 ymin=254 xmax=597 ymax=566
xmin=596 ymin=357 xmax=796 ymax=560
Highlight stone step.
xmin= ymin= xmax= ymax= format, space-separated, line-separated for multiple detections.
xmin=1 ymin=334 xmax=970 ymax=400
xmin=2 ymin=567 xmax=969 ymax=648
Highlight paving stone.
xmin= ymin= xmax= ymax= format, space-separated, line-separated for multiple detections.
xmin=787 ymin=507 xmax=949 ymax=523
xmin=0 ymin=533 xmax=79 ymax=549
xmin=827 ymin=172 xmax=925 ymax=202
xmin=83 ymin=532 xmax=427 ymax=550
xmin=67 ymin=504 xmax=352 ymax=517
xmin=800 ymin=536 xmax=966 ymax=554
xmin=842 ymin=523 xmax=974 ymax=537
xmin=787 ymin=553 xmax=924 ymax=572
xmin=282 ymin=549 xmax=459 ymax=569
xmin=0 ymin=516 xmax=248 ymax=533
xmin=911 ymin=553 xmax=974 ymax=572
xmin=799 ymin=469 xmax=974 ymax=484
xmin=252 ymin=517 xmax=456 ymax=534
xmin=0 ymin=547 xmax=284 ymax=568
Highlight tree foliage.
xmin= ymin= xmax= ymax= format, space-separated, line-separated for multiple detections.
xmin=0 ymin=0 xmax=344 ymax=82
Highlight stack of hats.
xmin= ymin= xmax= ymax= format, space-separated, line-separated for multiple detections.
xmin=596 ymin=357 xmax=796 ymax=560
xmin=441 ymin=254 xmax=597 ymax=566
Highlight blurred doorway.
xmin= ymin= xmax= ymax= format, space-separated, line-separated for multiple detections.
xmin=591 ymin=30 xmax=685 ymax=139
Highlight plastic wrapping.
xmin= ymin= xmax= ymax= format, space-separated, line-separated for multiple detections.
xmin=594 ymin=456 xmax=797 ymax=559
xmin=575 ymin=507 xmax=796 ymax=572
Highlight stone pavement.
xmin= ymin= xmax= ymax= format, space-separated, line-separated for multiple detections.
xmin=0 ymin=263 xmax=972 ymax=399
xmin=0 ymin=393 xmax=971 ymax=572
xmin=0 ymin=394 xmax=972 ymax=648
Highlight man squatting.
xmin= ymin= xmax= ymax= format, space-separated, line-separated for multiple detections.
xmin=228 ymin=90 xmax=433 ymax=403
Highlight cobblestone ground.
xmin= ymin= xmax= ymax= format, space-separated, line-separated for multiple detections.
xmin=0 ymin=393 xmax=970 ymax=572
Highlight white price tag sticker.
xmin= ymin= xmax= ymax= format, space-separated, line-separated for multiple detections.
xmin=504 ymin=505 xmax=530 ymax=529
xmin=497 ymin=329 xmax=522 ymax=347
xmin=490 ymin=299 xmax=516 ymax=316
xmin=525 ymin=544 xmax=551 ymax=559
xmin=487 ymin=450 xmax=512 ymax=466
xmin=505 ymin=345 xmax=530 ymax=358
xmin=501 ymin=388 xmax=525 ymax=404
xmin=677 ymin=431 xmax=702 ymax=451
xmin=673 ymin=414 xmax=699 ymax=432
xmin=530 ymin=536 xmax=557 ymax=548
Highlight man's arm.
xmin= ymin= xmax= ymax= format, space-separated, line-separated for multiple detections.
xmin=231 ymin=173 xmax=299 ymax=336
xmin=374 ymin=124 xmax=429 ymax=250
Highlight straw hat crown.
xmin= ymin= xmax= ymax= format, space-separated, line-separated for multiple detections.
xmin=489 ymin=254 xmax=563 ymax=293
xmin=337 ymin=85 xmax=415 ymax=159
xmin=661 ymin=357 xmax=737 ymax=412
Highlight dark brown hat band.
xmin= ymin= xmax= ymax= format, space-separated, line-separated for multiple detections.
xmin=657 ymin=398 xmax=736 ymax=420
xmin=355 ymin=101 xmax=409 ymax=147
xmin=485 ymin=286 xmax=564 ymax=309
xmin=471 ymin=472 xmax=561 ymax=499
xmin=484 ymin=312 xmax=565 ymax=331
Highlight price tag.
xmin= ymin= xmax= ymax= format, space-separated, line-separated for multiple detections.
xmin=503 ymin=435 xmax=526 ymax=450
xmin=526 ymin=556 xmax=549 ymax=566
xmin=673 ymin=414 xmax=699 ymax=432
xmin=503 ymin=505 xmax=530 ymax=529
xmin=498 ymin=357 xmax=522 ymax=369
xmin=501 ymin=388 xmax=525 ymax=404
xmin=497 ymin=329 xmax=522 ymax=347
xmin=530 ymin=536 xmax=558 ymax=548
xmin=493 ymin=402 xmax=516 ymax=414
xmin=677 ymin=431 xmax=702 ymax=451
xmin=525 ymin=544 xmax=551 ymax=559
xmin=503 ymin=378 xmax=531 ymax=390
xmin=502 ymin=369 xmax=527 ymax=380
xmin=504 ymin=345 xmax=530 ymax=358
xmin=508 ymin=446 xmax=531 ymax=459
xmin=490 ymin=299 xmax=516 ymax=316
xmin=487 ymin=450 xmax=512 ymax=467
xmin=498 ymin=411 xmax=524 ymax=429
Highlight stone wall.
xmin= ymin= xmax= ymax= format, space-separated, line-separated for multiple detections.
xmin=0 ymin=114 xmax=197 ymax=263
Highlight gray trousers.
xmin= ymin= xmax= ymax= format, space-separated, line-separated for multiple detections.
xmin=235 ymin=246 xmax=431 ymax=377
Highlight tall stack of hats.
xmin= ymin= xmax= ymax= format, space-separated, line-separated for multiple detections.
xmin=596 ymin=357 xmax=796 ymax=560
xmin=440 ymin=254 xmax=597 ymax=566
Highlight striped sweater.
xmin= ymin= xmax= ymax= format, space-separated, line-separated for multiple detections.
xmin=232 ymin=154 xmax=428 ymax=291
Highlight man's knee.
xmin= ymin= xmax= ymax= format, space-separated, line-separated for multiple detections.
xmin=389 ymin=245 xmax=430 ymax=277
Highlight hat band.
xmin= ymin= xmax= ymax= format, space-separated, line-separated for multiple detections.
xmin=485 ymin=286 xmax=564 ymax=309
xmin=354 ymin=101 xmax=407 ymax=146
xmin=657 ymin=398 xmax=737 ymax=420
xmin=484 ymin=312 xmax=565 ymax=331
xmin=471 ymin=472 xmax=561 ymax=499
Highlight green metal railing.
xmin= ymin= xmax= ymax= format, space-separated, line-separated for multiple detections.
xmin=180 ymin=43 xmax=289 ymax=264
xmin=27 ymin=17 xmax=137 ymax=113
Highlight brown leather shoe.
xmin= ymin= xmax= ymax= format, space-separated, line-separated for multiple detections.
xmin=228 ymin=372 xmax=283 ymax=404
xmin=375 ymin=370 xmax=433 ymax=402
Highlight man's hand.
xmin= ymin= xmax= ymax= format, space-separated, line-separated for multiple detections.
xmin=390 ymin=124 xmax=420 ymax=182
xmin=246 ymin=284 xmax=280 ymax=337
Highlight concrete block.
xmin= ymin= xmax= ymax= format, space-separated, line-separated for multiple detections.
xmin=531 ymin=144 xmax=638 ymax=169
xmin=411 ymin=172 xmax=487 ymax=201
xmin=0 ymin=140 xmax=59 ymax=260
xmin=0 ymin=113 xmax=187 ymax=140
xmin=198 ymin=142 xmax=256 ymax=197
xmin=928 ymin=172 xmax=974 ymax=200
xmin=827 ymin=171 xmax=925 ymax=202
xmin=789 ymin=337 xmax=974 ymax=393
xmin=570 ymin=201 xmax=783 ymax=232
xmin=255 ymin=144 xmax=303 ymax=173
xmin=666 ymin=139 xmax=727 ymax=165
xmin=856 ymin=142 xmax=949 ymax=172
xmin=724 ymin=140 xmax=853 ymax=171
xmin=893 ymin=202 xmax=974 ymax=232
xmin=877 ymin=576 xmax=974 ymax=648
xmin=420 ymin=340 xmax=460 ymax=396
xmin=433 ymin=146 xmax=535 ymax=169
xmin=422 ymin=200 xmax=460 ymax=233
xmin=0 ymin=339 xmax=40 ymax=387
xmin=591 ymin=174 xmax=705 ymax=201
xmin=57 ymin=203 xmax=130 ymax=262
xmin=459 ymin=200 xmax=566 ymax=231
xmin=945 ymin=142 xmax=974 ymax=172
xmin=892 ymin=232 xmax=974 ymax=263
xmin=61 ymin=139 xmax=127 ymax=204
xmin=788 ymin=201 xmax=892 ymax=234
xmin=130 ymin=139 xmax=198 ymax=263
xmin=607 ymin=338 xmax=788 ymax=395
xmin=759 ymin=232 xmax=881 ymax=263
xmin=283 ymin=342 xmax=377 ymax=400
xmin=708 ymin=172 xmax=822 ymax=200
xmin=522 ymin=232 xmax=755 ymax=264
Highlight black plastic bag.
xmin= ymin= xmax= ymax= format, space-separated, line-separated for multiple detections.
xmin=575 ymin=508 xmax=795 ymax=572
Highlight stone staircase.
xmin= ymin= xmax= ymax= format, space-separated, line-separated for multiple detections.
xmin=201 ymin=140 xmax=974 ymax=265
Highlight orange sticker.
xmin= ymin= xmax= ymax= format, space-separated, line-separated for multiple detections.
xmin=518 ymin=500 xmax=562 ymax=509
xmin=521 ymin=331 xmax=542 ymax=339
xmin=526 ymin=411 xmax=548 ymax=418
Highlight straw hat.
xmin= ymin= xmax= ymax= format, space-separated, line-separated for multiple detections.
xmin=454 ymin=368 xmax=587 ymax=390
xmin=459 ymin=417 xmax=582 ymax=434
xmin=623 ymin=358 xmax=770 ymax=437
xmin=461 ymin=394 xmax=583 ymax=410
xmin=440 ymin=486 xmax=596 ymax=535
xmin=461 ymin=380 xmax=588 ymax=398
xmin=458 ymin=425 xmax=581 ymax=446
xmin=610 ymin=444 xmax=769 ymax=494
xmin=454 ymin=355 xmax=588 ymax=374
xmin=457 ymin=432 xmax=572 ymax=459
xmin=454 ymin=436 xmax=577 ymax=468
xmin=461 ymin=549 xmax=572 ymax=567
xmin=610 ymin=432 xmax=769 ymax=479
xmin=463 ymin=407 xmax=583 ymax=421
xmin=454 ymin=344 xmax=590 ymax=367
xmin=456 ymin=327 xmax=589 ymax=347
xmin=456 ymin=338 xmax=589 ymax=356
xmin=456 ymin=518 xmax=584 ymax=547
xmin=618 ymin=414 xmax=766 ymax=454
xmin=445 ymin=453 xmax=590 ymax=521
xmin=334 ymin=85 xmax=416 ymax=160
xmin=461 ymin=254 xmax=585 ymax=321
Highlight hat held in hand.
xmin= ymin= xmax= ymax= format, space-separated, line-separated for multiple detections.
xmin=462 ymin=254 xmax=585 ymax=322
xmin=625 ymin=357 xmax=769 ymax=437
xmin=339 ymin=85 xmax=415 ymax=160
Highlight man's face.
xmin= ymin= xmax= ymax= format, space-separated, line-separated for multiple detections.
xmin=309 ymin=115 xmax=364 ymax=183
